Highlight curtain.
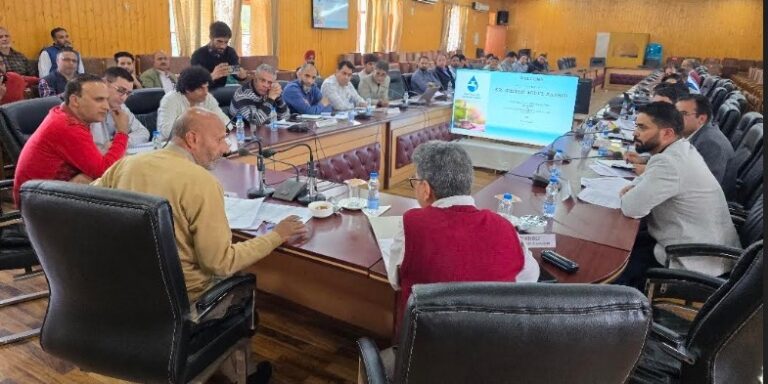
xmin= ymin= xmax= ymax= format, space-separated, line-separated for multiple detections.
xmin=363 ymin=0 xmax=403 ymax=53
xmin=250 ymin=0 xmax=274 ymax=55
xmin=441 ymin=3 xmax=469 ymax=53
xmin=172 ymin=0 xmax=247 ymax=56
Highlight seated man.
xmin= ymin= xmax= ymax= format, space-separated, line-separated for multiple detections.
xmin=94 ymin=107 xmax=307 ymax=384
xmin=448 ymin=54 xmax=461 ymax=77
xmin=113 ymin=51 xmax=143 ymax=89
xmin=0 ymin=26 xmax=34 ymax=76
xmin=482 ymin=56 xmax=501 ymax=71
xmin=13 ymin=74 xmax=128 ymax=206
xmin=156 ymin=65 xmax=230 ymax=140
xmin=676 ymin=94 xmax=733 ymax=184
xmin=38 ymin=47 xmax=79 ymax=97
xmin=680 ymin=59 xmax=702 ymax=91
xmin=531 ymin=54 xmax=549 ymax=73
xmin=456 ymin=54 xmax=473 ymax=69
xmin=139 ymin=50 xmax=177 ymax=93
xmin=432 ymin=53 xmax=454 ymax=90
xmin=618 ymin=102 xmax=739 ymax=288
xmin=230 ymin=63 xmax=290 ymax=126
xmin=90 ymin=67 xmax=150 ymax=152
xmin=283 ymin=63 xmax=332 ymax=114
xmin=0 ymin=54 xmax=38 ymax=105
xmin=38 ymin=27 xmax=84 ymax=77
xmin=357 ymin=60 xmax=390 ymax=107
xmin=410 ymin=56 xmax=441 ymax=93
xmin=190 ymin=21 xmax=247 ymax=89
xmin=320 ymin=60 xmax=366 ymax=111
xmin=359 ymin=53 xmax=378 ymax=79
xmin=651 ymin=82 xmax=689 ymax=104
xmin=388 ymin=141 xmax=539 ymax=333
xmin=499 ymin=51 xmax=518 ymax=72
xmin=511 ymin=55 xmax=529 ymax=72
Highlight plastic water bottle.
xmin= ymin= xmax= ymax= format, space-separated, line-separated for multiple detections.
xmin=403 ymin=92 xmax=410 ymax=106
xmin=542 ymin=175 xmax=559 ymax=218
xmin=366 ymin=171 xmax=380 ymax=214
xmin=152 ymin=130 xmax=164 ymax=150
xmin=497 ymin=193 xmax=514 ymax=220
xmin=446 ymin=82 xmax=454 ymax=99
xmin=366 ymin=98 xmax=373 ymax=115
xmin=235 ymin=114 xmax=245 ymax=145
xmin=620 ymin=99 xmax=629 ymax=120
xmin=269 ymin=105 xmax=277 ymax=131
xmin=551 ymin=149 xmax=565 ymax=179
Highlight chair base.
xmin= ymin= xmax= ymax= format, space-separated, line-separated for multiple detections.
xmin=189 ymin=338 xmax=250 ymax=384
xmin=0 ymin=327 xmax=41 ymax=346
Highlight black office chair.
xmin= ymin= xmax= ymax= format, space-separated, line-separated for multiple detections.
xmin=709 ymin=87 xmax=729 ymax=112
xmin=402 ymin=73 xmax=413 ymax=95
xmin=725 ymin=145 xmax=763 ymax=209
xmin=699 ymin=76 xmax=718 ymax=97
xmin=0 ymin=108 xmax=27 ymax=177
xmin=20 ymin=180 xmax=258 ymax=383
xmin=712 ymin=102 xmax=741 ymax=138
xmin=0 ymin=179 xmax=48 ymax=345
xmin=357 ymin=283 xmax=650 ymax=384
xmin=124 ymin=87 xmax=165 ymax=134
xmin=351 ymin=73 xmax=361 ymax=90
xmin=728 ymin=112 xmax=762 ymax=149
xmin=388 ymin=70 xmax=405 ymax=100
xmin=723 ymin=124 xmax=763 ymax=201
xmin=211 ymin=84 xmax=240 ymax=119
xmin=724 ymin=91 xmax=747 ymax=114
xmin=631 ymin=241 xmax=762 ymax=384
xmin=0 ymin=96 xmax=62 ymax=141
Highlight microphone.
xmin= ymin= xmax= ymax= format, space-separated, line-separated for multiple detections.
xmin=238 ymin=139 xmax=277 ymax=199
xmin=530 ymin=154 xmax=611 ymax=187
xmin=267 ymin=142 xmax=325 ymax=205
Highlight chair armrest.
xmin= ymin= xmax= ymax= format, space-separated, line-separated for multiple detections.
xmin=356 ymin=338 xmax=388 ymax=384
xmin=651 ymin=322 xmax=697 ymax=365
xmin=665 ymin=243 xmax=743 ymax=261
xmin=196 ymin=273 xmax=256 ymax=312
xmin=645 ymin=268 xmax=725 ymax=304
xmin=729 ymin=205 xmax=747 ymax=220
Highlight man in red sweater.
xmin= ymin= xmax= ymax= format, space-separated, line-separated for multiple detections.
xmin=387 ymin=141 xmax=540 ymax=331
xmin=0 ymin=55 xmax=38 ymax=105
xmin=13 ymin=73 xmax=129 ymax=206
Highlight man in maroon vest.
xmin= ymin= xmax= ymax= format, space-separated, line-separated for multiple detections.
xmin=387 ymin=141 xmax=540 ymax=333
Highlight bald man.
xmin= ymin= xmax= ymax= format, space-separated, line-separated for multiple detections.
xmin=95 ymin=107 xmax=308 ymax=300
xmin=139 ymin=50 xmax=177 ymax=93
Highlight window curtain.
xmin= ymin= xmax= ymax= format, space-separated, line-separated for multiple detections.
xmin=441 ymin=3 xmax=469 ymax=53
xmin=363 ymin=0 xmax=403 ymax=53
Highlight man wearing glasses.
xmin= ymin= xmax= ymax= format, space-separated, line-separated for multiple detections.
xmin=191 ymin=21 xmax=247 ymax=89
xmin=90 ymin=67 xmax=149 ymax=152
xmin=39 ymin=47 xmax=79 ymax=97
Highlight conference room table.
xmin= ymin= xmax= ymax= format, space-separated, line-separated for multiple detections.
xmin=212 ymin=124 xmax=640 ymax=338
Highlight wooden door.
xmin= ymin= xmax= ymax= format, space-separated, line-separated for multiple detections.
xmin=485 ymin=25 xmax=507 ymax=58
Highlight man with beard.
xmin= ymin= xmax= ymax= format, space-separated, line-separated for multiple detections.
xmin=616 ymin=102 xmax=739 ymax=288
xmin=410 ymin=56 xmax=441 ymax=94
xmin=94 ymin=107 xmax=308 ymax=384
xmin=190 ymin=21 xmax=247 ymax=89
xmin=283 ymin=63 xmax=332 ymax=114
xmin=38 ymin=27 xmax=85 ymax=77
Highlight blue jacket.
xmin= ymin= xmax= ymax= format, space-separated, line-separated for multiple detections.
xmin=42 ymin=46 xmax=81 ymax=74
xmin=282 ymin=80 xmax=332 ymax=114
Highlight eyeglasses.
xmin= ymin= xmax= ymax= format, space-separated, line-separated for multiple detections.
xmin=110 ymin=83 xmax=133 ymax=97
xmin=408 ymin=177 xmax=424 ymax=188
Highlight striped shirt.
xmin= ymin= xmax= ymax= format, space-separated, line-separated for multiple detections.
xmin=229 ymin=83 xmax=290 ymax=126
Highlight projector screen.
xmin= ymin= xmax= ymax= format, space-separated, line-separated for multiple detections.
xmin=450 ymin=70 xmax=579 ymax=146
xmin=312 ymin=0 xmax=349 ymax=29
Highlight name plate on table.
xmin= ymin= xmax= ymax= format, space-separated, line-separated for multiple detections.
xmin=519 ymin=234 xmax=557 ymax=249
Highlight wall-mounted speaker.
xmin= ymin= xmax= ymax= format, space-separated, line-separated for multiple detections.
xmin=496 ymin=10 xmax=509 ymax=25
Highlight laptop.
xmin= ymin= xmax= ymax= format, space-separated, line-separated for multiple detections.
xmin=408 ymin=86 xmax=440 ymax=105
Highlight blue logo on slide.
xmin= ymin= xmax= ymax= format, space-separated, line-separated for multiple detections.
xmin=467 ymin=76 xmax=479 ymax=92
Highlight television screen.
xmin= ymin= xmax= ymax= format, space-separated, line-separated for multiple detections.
xmin=312 ymin=0 xmax=349 ymax=29
xmin=450 ymin=70 xmax=579 ymax=146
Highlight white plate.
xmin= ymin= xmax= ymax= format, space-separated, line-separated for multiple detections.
xmin=338 ymin=197 xmax=365 ymax=210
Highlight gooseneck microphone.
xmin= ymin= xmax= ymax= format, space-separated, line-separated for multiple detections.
xmin=237 ymin=139 xmax=277 ymax=199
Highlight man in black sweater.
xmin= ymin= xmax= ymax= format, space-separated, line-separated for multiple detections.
xmin=190 ymin=21 xmax=248 ymax=89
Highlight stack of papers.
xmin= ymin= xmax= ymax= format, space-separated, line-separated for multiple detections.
xmin=589 ymin=162 xmax=636 ymax=178
xmin=578 ymin=177 xmax=632 ymax=209
xmin=224 ymin=197 xmax=312 ymax=230
xmin=368 ymin=215 xmax=403 ymax=273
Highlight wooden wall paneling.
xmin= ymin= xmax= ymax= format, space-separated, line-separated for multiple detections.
xmin=505 ymin=0 xmax=763 ymax=69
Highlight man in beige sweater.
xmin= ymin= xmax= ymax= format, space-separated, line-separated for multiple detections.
xmin=95 ymin=107 xmax=307 ymax=301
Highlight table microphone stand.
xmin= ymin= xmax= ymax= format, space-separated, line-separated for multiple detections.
xmin=297 ymin=160 xmax=326 ymax=205
xmin=246 ymin=154 xmax=275 ymax=198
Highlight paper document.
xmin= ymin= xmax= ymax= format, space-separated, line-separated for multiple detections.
xmin=615 ymin=118 xmax=637 ymax=131
xmin=363 ymin=205 xmax=391 ymax=218
xmin=256 ymin=202 xmax=312 ymax=224
xmin=519 ymin=234 xmax=556 ymax=249
xmin=273 ymin=119 xmax=295 ymax=127
xmin=224 ymin=197 xmax=265 ymax=229
xmin=299 ymin=114 xmax=323 ymax=120
xmin=126 ymin=142 xmax=155 ymax=155
xmin=577 ymin=177 xmax=632 ymax=209
xmin=368 ymin=215 xmax=403 ymax=273
xmin=589 ymin=162 xmax=636 ymax=178
xmin=597 ymin=159 xmax=634 ymax=169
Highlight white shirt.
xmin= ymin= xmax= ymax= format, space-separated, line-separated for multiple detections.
xmin=156 ymin=92 xmax=230 ymax=140
xmin=621 ymin=139 xmax=740 ymax=276
xmin=320 ymin=74 xmax=365 ymax=111
xmin=387 ymin=195 xmax=540 ymax=289
xmin=37 ymin=50 xmax=85 ymax=77
xmin=159 ymin=71 xmax=176 ymax=94
xmin=90 ymin=104 xmax=150 ymax=153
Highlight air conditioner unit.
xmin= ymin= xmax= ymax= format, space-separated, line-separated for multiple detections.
xmin=472 ymin=2 xmax=490 ymax=11
xmin=414 ymin=0 xmax=438 ymax=4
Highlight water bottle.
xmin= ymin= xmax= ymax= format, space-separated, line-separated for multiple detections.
xmin=269 ymin=104 xmax=277 ymax=131
xmin=542 ymin=175 xmax=559 ymax=218
xmin=551 ymin=149 xmax=565 ymax=179
xmin=446 ymin=82 xmax=454 ymax=99
xmin=152 ymin=130 xmax=164 ymax=150
xmin=497 ymin=193 xmax=514 ymax=220
xmin=366 ymin=171 xmax=380 ymax=214
xmin=366 ymin=98 xmax=373 ymax=115
xmin=620 ymin=99 xmax=629 ymax=120
xmin=235 ymin=114 xmax=245 ymax=145
xmin=403 ymin=92 xmax=410 ymax=106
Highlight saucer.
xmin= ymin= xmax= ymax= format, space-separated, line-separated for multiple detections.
xmin=338 ymin=197 xmax=365 ymax=210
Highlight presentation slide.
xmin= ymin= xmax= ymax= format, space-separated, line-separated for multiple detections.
xmin=450 ymin=69 xmax=578 ymax=146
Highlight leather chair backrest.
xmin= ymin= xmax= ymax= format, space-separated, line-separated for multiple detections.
xmin=169 ymin=57 xmax=191 ymax=74
xmin=700 ymin=76 xmax=719 ymax=97
xmin=312 ymin=142 xmax=380 ymax=183
xmin=19 ymin=180 xmax=191 ymax=383
xmin=734 ymin=148 xmax=763 ymax=207
xmin=557 ymin=58 xmax=566 ymax=70
xmin=729 ymin=112 xmax=763 ymax=149
xmin=0 ymin=96 xmax=62 ymax=140
xmin=351 ymin=73 xmax=361 ymax=90
xmin=212 ymin=84 xmax=240 ymax=109
xmin=278 ymin=80 xmax=288 ymax=90
xmin=315 ymin=76 xmax=324 ymax=89
xmin=393 ymin=283 xmax=651 ymax=384
xmin=740 ymin=195 xmax=763 ymax=246
xmin=724 ymin=124 xmax=763 ymax=197
xmin=682 ymin=241 xmax=763 ymax=383
xmin=388 ymin=70 xmax=405 ymax=100
xmin=82 ymin=57 xmax=107 ymax=76
xmin=0 ymin=108 xmax=26 ymax=162
xmin=710 ymin=87 xmax=729 ymax=112
xmin=239 ymin=55 xmax=278 ymax=71
xmin=124 ymin=88 xmax=165 ymax=134
xmin=724 ymin=91 xmax=747 ymax=114
xmin=715 ymin=103 xmax=741 ymax=138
